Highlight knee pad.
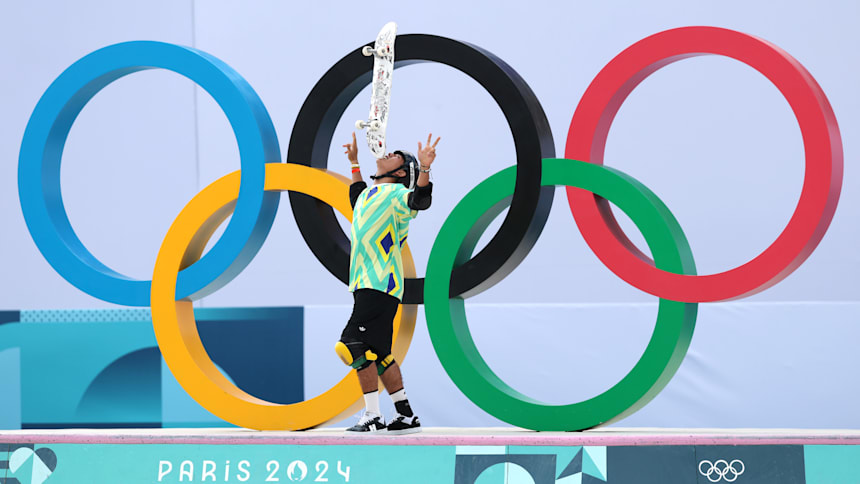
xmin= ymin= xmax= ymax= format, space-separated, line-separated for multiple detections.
xmin=376 ymin=354 xmax=395 ymax=376
xmin=335 ymin=341 xmax=378 ymax=371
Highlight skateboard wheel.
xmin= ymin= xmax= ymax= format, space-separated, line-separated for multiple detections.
xmin=362 ymin=46 xmax=374 ymax=57
xmin=370 ymin=120 xmax=382 ymax=130
xmin=355 ymin=119 xmax=367 ymax=130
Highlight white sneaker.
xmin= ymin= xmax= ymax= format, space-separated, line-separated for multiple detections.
xmin=346 ymin=412 xmax=386 ymax=433
xmin=386 ymin=413 xmax=421 ymax=435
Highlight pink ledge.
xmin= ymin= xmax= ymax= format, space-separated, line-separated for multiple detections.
xmin=2 ymin=428 xmax=860 ymax=446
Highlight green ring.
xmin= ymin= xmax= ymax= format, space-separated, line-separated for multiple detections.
xmin=424 ymin=158 xmax=698 ymax=430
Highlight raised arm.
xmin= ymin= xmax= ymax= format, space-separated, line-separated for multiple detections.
xmin=408 ymin=133 xmax=440 ymax=211
xmin=344 ymin=132 xmax=363 ymax=184
xmin=416 ymin=133 xmax=440 ymax=188
xmin=344 ymin=132 xmax=367 ymax=208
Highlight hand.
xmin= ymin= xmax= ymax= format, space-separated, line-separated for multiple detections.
xmin=418 ymin=133 xmax=440 ymax=167
xmin=343 ymin=132 xmax=358 ymax=163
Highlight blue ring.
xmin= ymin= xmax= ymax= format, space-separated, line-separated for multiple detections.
xmin=18 ymin=41 xmax=280 ymax=306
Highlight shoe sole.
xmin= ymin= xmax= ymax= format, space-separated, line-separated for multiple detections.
xmin=344 ymin=429 xmax=387 ymax=434
xmin=386 ymin=427 xmax=422 ymax=435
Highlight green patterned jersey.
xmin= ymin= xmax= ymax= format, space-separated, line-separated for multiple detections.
xmin=349 ymin=183 xmax=417 ymax=300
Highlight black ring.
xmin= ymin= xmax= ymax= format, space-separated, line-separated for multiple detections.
xmin=287 ymin=34 xmax=554 ymax=304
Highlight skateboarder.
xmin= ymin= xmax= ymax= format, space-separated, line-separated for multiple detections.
xmin=335 ymin=132 xmax=439 ymax=434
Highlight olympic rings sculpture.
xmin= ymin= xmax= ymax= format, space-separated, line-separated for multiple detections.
xmin=17 ymin=27 xmax=842 ymax=431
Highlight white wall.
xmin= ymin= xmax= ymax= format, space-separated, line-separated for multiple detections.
xmin=2 ymin=0 xmax=858 ymax=428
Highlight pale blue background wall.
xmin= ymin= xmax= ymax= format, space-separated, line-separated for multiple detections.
xmin=1 ymin=0 xmax=858 ymax=428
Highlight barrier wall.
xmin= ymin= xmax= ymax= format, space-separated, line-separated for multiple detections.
xmin=2 ymin=431 xmax=860 ymax=483
xmin=0 ymin=308 xmax=303 ymax=429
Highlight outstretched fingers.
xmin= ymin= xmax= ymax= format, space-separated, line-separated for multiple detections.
xmin=344 ymin=132 xmax=359 ymax=158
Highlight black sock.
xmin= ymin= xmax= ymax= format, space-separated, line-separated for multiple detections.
xmin=395 ymin=399 xmax=413 ymax=417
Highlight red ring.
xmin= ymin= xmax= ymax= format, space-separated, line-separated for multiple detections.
xmin=565 ymin=26 xmax=842 ymax=302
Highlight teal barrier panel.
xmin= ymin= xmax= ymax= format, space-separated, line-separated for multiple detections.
xmin=804 ymin=445 xmax=860 ymax=484
xmin=2 ymin=442 xmax=850 ymax=483
xmin=0 ymin=348 xmax=21 ymax=430
xmin=0 ymin=307 xmax=303 ymax=429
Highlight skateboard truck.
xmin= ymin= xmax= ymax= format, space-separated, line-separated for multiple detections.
xmin=355 ymin=119 xmax=382 ymax=131
xmin=362 ymin=45 xmax=392 ymax=57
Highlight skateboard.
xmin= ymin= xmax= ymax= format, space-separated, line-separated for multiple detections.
xmin=355 ymin=21 xmax=397 ymax=158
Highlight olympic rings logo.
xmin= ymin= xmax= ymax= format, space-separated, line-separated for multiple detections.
xmin=17 ymin=27 xmax=842 ymax=431
xmin=699 ymin=459 xmax=746 ymax=482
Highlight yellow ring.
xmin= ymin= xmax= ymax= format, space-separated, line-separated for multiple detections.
xmin=151 ymin=163 xmax=417 ymax=430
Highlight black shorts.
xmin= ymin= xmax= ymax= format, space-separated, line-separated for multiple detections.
xmin=340 ymin=288 xmax=400 ymax=358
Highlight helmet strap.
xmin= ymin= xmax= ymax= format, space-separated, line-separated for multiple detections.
xmin=370 ymin=166 xmax=406 ymax=181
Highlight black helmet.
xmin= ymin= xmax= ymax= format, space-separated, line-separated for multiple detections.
xmin=394 ymin=150 xmax=419 ymax=189
xmin=369 ymin=150 xmax=420 ymax=189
